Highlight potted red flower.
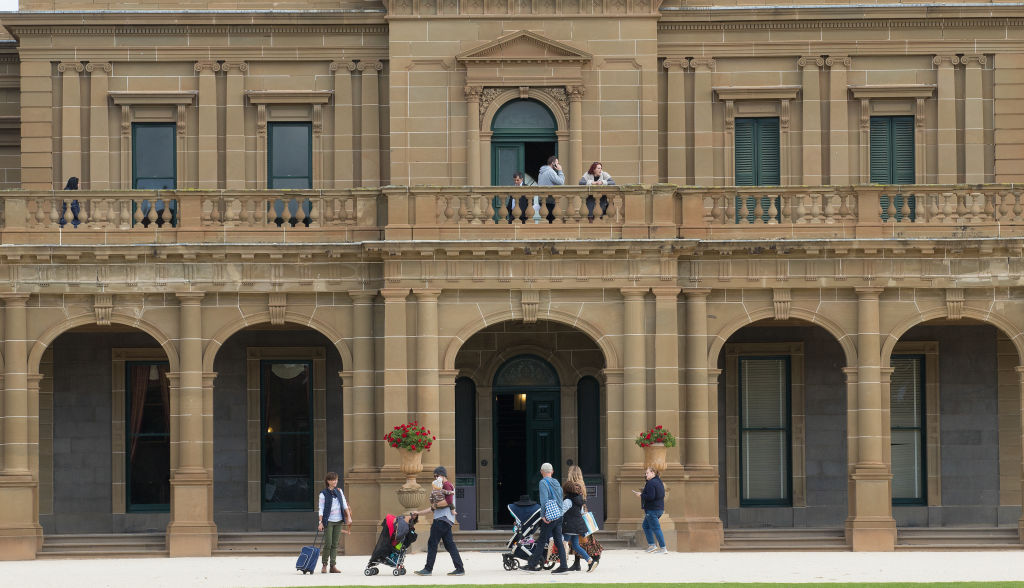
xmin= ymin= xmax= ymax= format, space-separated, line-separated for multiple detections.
xmin=384 ymin=421 xmax=436 ymax=483
xmin=634 ymin=425 xmax=676 ymax=472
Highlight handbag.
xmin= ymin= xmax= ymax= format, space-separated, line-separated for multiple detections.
xmin=582 ymin=534 xmax=603 ymax=558
xmin=542 ymin=478 xmax=563 ymax=520
xmin=582 ymin=510 xmax=599 ymax=536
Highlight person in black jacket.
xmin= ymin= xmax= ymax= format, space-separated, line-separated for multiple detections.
xmin=632 ymin=466 xmax=667 ymax=553
xmin=561 ymin=465 xmax=597 ymax=572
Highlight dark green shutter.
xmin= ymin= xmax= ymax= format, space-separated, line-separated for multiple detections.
xmin=735 ymin=118 xmax=755 ymax=186
xmin=870 ymin=116 xmax=914 ymax=185
xmin=757 ymin=118 xmax=780 ymax=186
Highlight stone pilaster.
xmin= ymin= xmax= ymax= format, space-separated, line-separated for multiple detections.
xmin=677 ymin=288 xmax=722 ymax=552
xmin=86 ymin=62 xmax=111 ymax=190
xmin=332 ymin=61 xmax=357 ymax=188
xmin=167 ymin=292 xmax=216 ymax=557
xmin=381 ymin=288 xmax=410 ymax=469
xmin=935 ymin=55 xmax=959 ymax=184
xmin=465 ymin=86 xmax=481 ymax=185
xmin=0 ymin=294 xmax=42 ymax=560
xmin=799 ymin=56 xmax=824 ymax=185
xmin=826 ymin=56 xmax=851 ymax=184
xmin=691 ymin=58 xmax=715 ymax=186
xmin=195 ymin=60 xmax=220 ymax=189
xmin=621 ymin=287 xmax=648 ymax=465
xmin=413 ymin=289 xmax=441 ymax=471
xmin=963 ymin=55 xmax=987 ymax=183
xmin=1016 ymin=366 xmax=1024 ymax=544
xmin=652 ymin=287 xmax=682 ymax=550
xmin=845 ymin=287 xmax=895 ymax=551
xmin=664 ymin=58 xmax=689 ymax=185
xmin=358 ymin=61 xmax=382 ymax=187
xmin=223 ymin=61 xmax=247 ymax=190
xmin=568 ymin=85 xmax=584 ymax=182
xmin=59 ymin=61 xmax=84 ymax=185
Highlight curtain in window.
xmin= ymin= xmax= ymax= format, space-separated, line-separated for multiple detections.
xmin=129 ymin=365 xmax=150 ymax=463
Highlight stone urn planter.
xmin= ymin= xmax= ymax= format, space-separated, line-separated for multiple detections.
xmin=643 ymin=442 xmax=668 ymax=472
xmin=396 ymin=448 xmax=426 ymax=509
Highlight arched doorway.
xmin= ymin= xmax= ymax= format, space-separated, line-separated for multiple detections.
xmin=492 ymin=354 xmax=561 ymax=525
xmin=491 ymin=99 xmax=557 ymax=186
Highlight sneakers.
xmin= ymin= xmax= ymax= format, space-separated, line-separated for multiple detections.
xmin=551 ymin=567 xmax=570 ymax=574
xmin=413 ymin=569 xmax=431 ymax=576
xmin=644 ymin=544 xmax=658 ymax=553
xmin=447 ymin=569 xmax=465 ymax=576
xmin=657 ymin=547 xmax=669 ymax=554
xmin=587 ymin=559 xmax=599 ymax=572
xmin=521 ymin=565 xmax=541 ymax=572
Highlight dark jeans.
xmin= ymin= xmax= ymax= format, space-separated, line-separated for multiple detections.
xmin=528 ymin=517 xmax=567 ymax=570
xmin=642 ymin=509 xmax=666 ymax=548
xmin=565 ymin=533 xmax=592 ymax=563
xmin=422 ymin=518 xmax=464 ymax=572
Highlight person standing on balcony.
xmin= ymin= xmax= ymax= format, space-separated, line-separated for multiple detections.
xmin=63 ymin=177 xmax=79 ymax=190
xmin=579 ymin=162 xmax=615 ymax=186
xmin=538 ymin=156 xmax=564 ymax=186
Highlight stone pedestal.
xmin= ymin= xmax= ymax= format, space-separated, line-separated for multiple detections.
xmin=673 ymin=467 xmax=723 ymax=552
xmin=0 ymin=475 xmax=42 ymax=560
xmin=166 ymin=471 xmax=217 ymax=557
xmin=845 ymin=464 xmax=896 ymax=551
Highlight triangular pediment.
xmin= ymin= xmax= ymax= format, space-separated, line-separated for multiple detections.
xmin=456 ymin=30 xmax=592 ymax=64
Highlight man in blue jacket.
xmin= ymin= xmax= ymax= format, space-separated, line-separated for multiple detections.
xmin=524 ymin=462 xmax=569 ymax=573
xmin=632 ymin=466 xmax=667 ymax=553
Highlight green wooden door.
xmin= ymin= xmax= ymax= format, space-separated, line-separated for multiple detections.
xmin=492 ymin=143 xmax=525 ymax=186
xmin=525 ymin=391 xmax=561 ymax=503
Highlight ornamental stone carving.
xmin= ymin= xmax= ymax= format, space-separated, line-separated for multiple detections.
xmin=86 ymin=62 xmax=112 ymax=73
xmin=494 ymin=356 xmax=558 ymax=388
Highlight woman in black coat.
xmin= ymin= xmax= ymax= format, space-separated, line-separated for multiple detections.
xmin=561 ymin=466 xmax=597 ymax=572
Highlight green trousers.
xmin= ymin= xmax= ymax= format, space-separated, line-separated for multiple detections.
xmin=322 ymin=521 xmax=343 ymax=566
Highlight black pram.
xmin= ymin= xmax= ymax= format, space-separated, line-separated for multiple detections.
xmin=364 ymin=514 xmax=418 ymax=576
xmin=501 ymin=499 xmax=558 ymax=571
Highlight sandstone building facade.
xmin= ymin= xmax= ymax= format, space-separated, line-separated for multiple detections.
xmin=0 ymin=0 xmax=1023 ymax=559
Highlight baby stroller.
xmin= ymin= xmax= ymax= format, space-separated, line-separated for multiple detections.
xmin=364 ymin=514 xmax=418 ymax=576
xmin=501 ymin=499 xmax=559 ymax=571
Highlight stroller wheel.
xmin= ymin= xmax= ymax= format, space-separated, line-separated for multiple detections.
xmin=364 ymin=568 xmax=373 ymax=576
xmin=393 ymin=568 xmax=402 ymax=576
xmin=510 ymin=559 xmax=520 ymax=570
xmin=400 ymin=568 xmax=407 ymax=576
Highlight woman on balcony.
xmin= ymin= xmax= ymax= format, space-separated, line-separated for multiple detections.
xmin=579 ymin=162 xmax=615 ymax=186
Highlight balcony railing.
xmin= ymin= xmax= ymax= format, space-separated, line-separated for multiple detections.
xmin=1 ymin=185 xmax=1022 ymax=246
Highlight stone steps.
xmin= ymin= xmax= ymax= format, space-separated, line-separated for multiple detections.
xmin=39 ymin=533 xmax=168 ymax=559
xmin=722 ymin=528 xmax=849 ymax=551
xmin=214 ymin=532 xmax=312 ymax=557
xmin=895 ymin=527 xmax=1021 ymax=551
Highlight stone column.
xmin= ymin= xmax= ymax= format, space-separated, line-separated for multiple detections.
xmin=826 ymin=56 xmax=851 ymax=184
xmin=59 ymin=61 xmax=84 ymax=186
xmin=652 ymin=287 xmax=682 ymax=464
xmin=413 ymin=289 xmax=441 ymax=472
xmin=167 ymin=292 xmax=216 ymax=557
xmin=349 ymin=290 xmax=377 ymax=470
xmin=86 ymin=62 xmax=111 ymax=190
xmin=438 ymin=369 xmax=458 ymax=474
xmin=664 ymin=58 xmax=689 ymax=185
xmin=0 ymin=294 xmax=41 ymax=560
xmin=621 ymin=287 xmax=648 ymax=465
xmin=935 ymin=55 xmax=959 ymax=184
xmin=691 ymin=58 xmax=715 ymax=186
xmin=603 ymin=368 xmax=627 ymax=529
xmin=465 ymin=86 xmax=481 ymax=185
xmin=799 ymin=56 xmax=824 ymax=185
xmin=223 ymin=61 xmax=247 ymax=190
xmin=195 ymin=60 xmax=220 ymax=190
xmin=846 ymin=287 xmax=895 ymax=551
xmin=678 ymin=288 xmax=722 ymax=551
xmin=569 ymin=85 xmax=584 ymax=180
xmin=381 ymin=288 xmax=410 ymax=468
xmin=1016 ymin=366 xmax=1024 ymax=543
xmin=332 ymin=61 xmax=356 ymax=188
xmin=963 ymin=55 xmax=986 ymax=184
xmin=358 ymin=61 xmax=382 ymax=187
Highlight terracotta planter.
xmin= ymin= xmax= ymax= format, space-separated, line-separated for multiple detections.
xmin=396 ymin=448 xmax=426 ymax=509
xmin=643 ymin=443 xmax=667 ymax=472
xmin=400 ymin=448 xmax=424 ymax=477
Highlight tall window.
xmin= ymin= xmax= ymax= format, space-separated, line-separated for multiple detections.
xmin=735 ymin=117 xmax=780 ymax=187
xmin=132 ymin=123 xmax=176 ymax=189
xmin=455 ymin=376 xmax=477 ymax=475
xmin=870 ymin=115 xmax=915 ymax=184
xmin=126 ymin=361 xmax=170 ymax=511
xmin=739 ymin=356 xmax=791 ymax=506
xmin=891 ymin=354 xmax=925 ymax=504
xmin=268 ymin=122 xmax=312 ymax=189
xmin=261 ymin=360 xmax=313 ymax=510
xmin=577 ymin=376 xmax=601 ymax=474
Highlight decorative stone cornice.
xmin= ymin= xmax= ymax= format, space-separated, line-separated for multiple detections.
xmin=714 ymin=86 xmax=800 ymax=101
xmin=849 ymin=84 xmax=936 ymax=100
xmin=456 ymin=30 xmax=592 ymax=65
xmin=387 ymin=0 xmax=660 ymax=18
xmin=245 ymin=90 xmax=333 ymax=105
xmin=109 ymin=91 xmax=197 ymax=106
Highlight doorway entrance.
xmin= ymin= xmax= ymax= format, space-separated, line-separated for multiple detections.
xmin=492 ymin=354 xmax=561 ymax=526
xmin=491 ymin=99 xmax=558 ymax=186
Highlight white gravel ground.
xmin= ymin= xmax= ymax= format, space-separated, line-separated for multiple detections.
xmin=2 ymin=549 xmax=1024 ymax=587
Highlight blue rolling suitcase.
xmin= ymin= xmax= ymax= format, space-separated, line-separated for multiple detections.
xmin=296 ymin=530 xmax=322 ymax=574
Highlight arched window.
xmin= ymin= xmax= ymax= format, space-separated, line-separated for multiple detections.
xmin=490 ymin=99 xmax=558 ymax=187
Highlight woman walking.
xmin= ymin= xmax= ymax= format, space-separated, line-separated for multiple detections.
xmin=632 ymin=466 xmax=667 ymax=553
xmin=562 ymin=465 xmax=598 ymax=572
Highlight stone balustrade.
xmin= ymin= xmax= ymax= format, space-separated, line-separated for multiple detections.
xmin=1 ymin=185 xmax=1022 ymax=245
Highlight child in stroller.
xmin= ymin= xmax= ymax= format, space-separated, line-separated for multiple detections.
xmin=364 ymin=512 xmax=419 ymax=576
xmin=501 ymin=495 xmax=560 ymax=571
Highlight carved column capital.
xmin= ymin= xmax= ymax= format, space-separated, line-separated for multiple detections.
xmin=464 ymin=85 xmax=482 ymax=102
xmin=663 ymin=57 xmax=690 ymax=71
xmin=86 ymin=61 xmax=112 ymax=73
xmin=825 ymin=55 xmax=851 ymax=68
xmin=932 ymin=54 xmax=960 ymax=67
xmin=330 ymin=60 xmax=357 ymax=72
xmin=690 ymin=57 xmax=716 ymax=71
xmin=193 ymin=60 xmax=220 ymax=73
xmin=961 ymin=54 xmax=987 ymax=67
xmin=357 ymin=60 xmax=383 ymax=73
xmin=797 ymin=56 xmax=825 ymax=68
xmin=57 ymin=61 xmax=84 ymax=73
xmin=221 ymin=61 xmax=248 ymax=72
xmin=567 ymin=85 xmax=585 ymax=102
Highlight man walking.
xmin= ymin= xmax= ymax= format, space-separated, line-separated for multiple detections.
xmin=524 ymin=462 xmax=569 ymax=573
xmin=414 ymin=466 xmax=466 ymax=576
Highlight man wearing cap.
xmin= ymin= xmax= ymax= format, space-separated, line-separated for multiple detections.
xmin=524 ymin=462 xmax=569 ymax=573
xmin=414 ymin=466 xmax=466 ymax=576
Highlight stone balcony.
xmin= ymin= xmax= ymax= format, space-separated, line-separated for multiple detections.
xmin=1 ymin=185 xmax=1022 ymax=248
